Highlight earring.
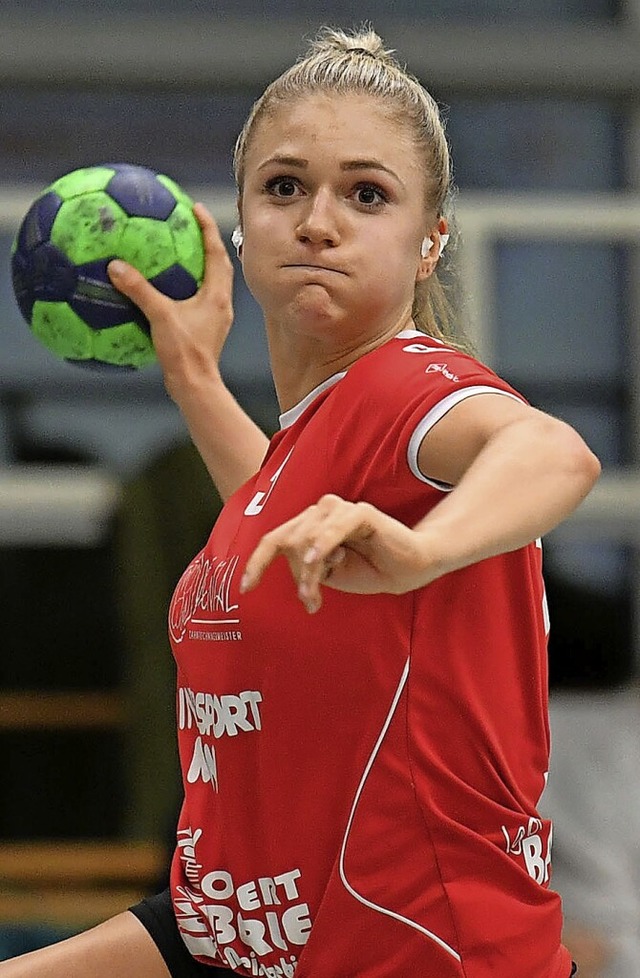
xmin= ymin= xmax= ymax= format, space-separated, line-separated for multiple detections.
xmin=420 ymin=237 xmax=433 ymax=258
xmin=231 ymin=226 xmax=243 ymax=257
xmin=421 ymin=234 xmax=450 ymax=259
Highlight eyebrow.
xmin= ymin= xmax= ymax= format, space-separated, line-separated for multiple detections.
xmin=257 ymin=155 xmax=403 ymax=185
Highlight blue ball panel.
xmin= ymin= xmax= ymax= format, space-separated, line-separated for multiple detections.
xmin=150 ymin=263 xmax=199 ymax=300
xmin=15 ymin=192 xmax=63 ymax=255
xmin=106 ymin=165 xmax=176 ymax=220
xmin=65 ymin=358 xmax=137 ymax=373
xmin=70 ymin=259 xmax=150 ymax=332
xmin=11 ymin=242 xmax=78 ymax=323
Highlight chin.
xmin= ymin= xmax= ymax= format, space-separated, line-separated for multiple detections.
xmin=288 ymin=291 xmax=346 ymax=327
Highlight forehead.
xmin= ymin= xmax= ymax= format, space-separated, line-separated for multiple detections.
xmin=245 ymin=92 xmax=421 ymax=179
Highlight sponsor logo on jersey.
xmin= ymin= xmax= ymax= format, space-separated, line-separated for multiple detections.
xmin=169 ymin=553 xmax=242 ymax=644
xmin=502 ymin=816 xmax=552 ymax=885
xmin=174 ymin=825 xmax=310 ymax=975
xmin=178 ymin=687 xmax=263 ymax=792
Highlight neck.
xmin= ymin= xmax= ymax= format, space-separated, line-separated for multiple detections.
xmin=266 ymin=309 xmax=415 ymax=413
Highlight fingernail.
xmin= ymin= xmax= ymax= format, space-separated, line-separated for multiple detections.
xmin=240 ymin=573 xmax=249 ymax=593
xmin=108 ymin=259 xmax=126 ymax=278
xmin=304 ymin=547 xmax=319 ymax=564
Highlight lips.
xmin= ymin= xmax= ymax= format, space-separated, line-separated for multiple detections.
xmin=284 ymin=263 xmax=347 ymax=275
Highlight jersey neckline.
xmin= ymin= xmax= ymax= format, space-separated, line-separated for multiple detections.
xmin=277 ymin=329 xmax=434 ymax=430
xmin=278 ymin=371 xmax=348 ymax=430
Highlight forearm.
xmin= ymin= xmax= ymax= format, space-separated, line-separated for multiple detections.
xmin=414 ymin=414 xmax=601 ymax=577
xmin=172 ymin=367 xmax=270 ymax=502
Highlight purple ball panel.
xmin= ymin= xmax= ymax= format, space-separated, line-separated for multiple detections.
xmin=11 ymin=242 xmax=79 ymax=323
xmin=150 ymin=264 xmax=199 ymax=301
xmin=65 ymin=358 xmax=137 ymax=373
xmin=15 ymin=192 xmax=63 ymax=255
xmin=106 ymin=165 xmax=176 ymax=220
xmin=70 ymin=259 xmax=150 ymax=332
xmin=10 ymin=252 xmax=35 ymax=323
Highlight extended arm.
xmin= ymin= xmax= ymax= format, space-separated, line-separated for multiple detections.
xmin=410 ymin=394 xmax=601 ymax=577
xmin=241 ymin=394 xmax=600 ymax=612
xmin=108 ymin=204 xmax=269 ymax=501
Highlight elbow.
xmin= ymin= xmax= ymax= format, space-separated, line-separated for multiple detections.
xmin=577 ymin=444 xmax=602 ymax=499
xmin=557 ymin=420 xmax=601 ymax=499
xmin=583 ymin=444 xmax=602 ymax=489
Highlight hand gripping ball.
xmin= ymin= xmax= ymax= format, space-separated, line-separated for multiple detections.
xmin=10 ymin=163 xmax=205 ymax=370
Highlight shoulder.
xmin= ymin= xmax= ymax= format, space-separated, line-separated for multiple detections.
xmin=322 ymin=331 xmax=526 ymax=496
xmin=343 ymin=330 xmax=523 ymax=412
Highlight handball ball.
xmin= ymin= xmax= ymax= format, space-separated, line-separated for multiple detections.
xmin=10 ymin=163 xmax=205 ymax=370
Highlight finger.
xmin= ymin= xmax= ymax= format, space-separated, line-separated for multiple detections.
xmin=302 ymin=501 xmax=375 ymax=567
xmin=298 ymin=546 xmax=347 ymax=614
xmin=325 ymin=546 xmax=348 ymax=571
xmin=107 ymin=260 xmax=169 ymax=321
xmin=240 ymin=532 xmax=285 ymax=594
xmin=192 ymin=202 xmax=233 ymax=293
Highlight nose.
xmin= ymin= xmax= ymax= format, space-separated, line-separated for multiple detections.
xmin=295 ymin=188 xmax=340 ymax=248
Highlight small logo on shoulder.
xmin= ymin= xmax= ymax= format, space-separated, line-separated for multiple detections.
xmin=425 ymin=362 xmax=459 ymax=382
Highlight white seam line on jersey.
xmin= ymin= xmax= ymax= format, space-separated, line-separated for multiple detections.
xmin=338 ymin=657 xmax=462 ymax=963
xmin=408 ymin=386 xmax=524 ymax=489
xmin=279 ymin=371 xmax=347 ymax=429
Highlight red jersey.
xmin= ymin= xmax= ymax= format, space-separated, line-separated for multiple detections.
xmin=168 ymin=330 xmax=571 ymax=978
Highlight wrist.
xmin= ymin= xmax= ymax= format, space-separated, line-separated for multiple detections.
xmin=410 ymin=520 xmax=462 ymax=585
xmin=163 ymin=355 xmax=225 ymax=403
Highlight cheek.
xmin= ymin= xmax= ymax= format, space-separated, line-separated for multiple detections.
xmin=364 ymin=243 xmax=420 ymax=300
xmin=239 ymin=252 xmax=266 ymax=305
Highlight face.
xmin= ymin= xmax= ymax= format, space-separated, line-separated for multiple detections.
xmin=238 ymin=93 xmax=440 ymax=345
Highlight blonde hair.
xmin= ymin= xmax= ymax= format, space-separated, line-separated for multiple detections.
xmin=234 ymin=26 xmax=466 ymax=349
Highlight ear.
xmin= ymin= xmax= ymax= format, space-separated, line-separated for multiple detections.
xmin=416 ymin=218 xmax=449 ymax=282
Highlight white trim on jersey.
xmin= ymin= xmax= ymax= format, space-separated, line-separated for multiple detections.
xmin=395 ymin=328 xmax=446 ymax=342
xmin=339 ymin=657 xmax=463 ymax=964
xmin=279 ymin=372 xmax=347 ymax=430
xmin=396 ymin=327 xmax=457 ymax=356
xmin=407 ymin=386 xmax=524 ymax=490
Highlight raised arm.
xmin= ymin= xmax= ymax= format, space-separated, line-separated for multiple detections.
xmin=240 ymin=395 xmax=600 ymax=612
xmin=108 ymin=204 xmax=269 ymax=501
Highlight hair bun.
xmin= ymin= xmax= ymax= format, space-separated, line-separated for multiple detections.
xmin=310 ymin=26 xmax=396 ymax=65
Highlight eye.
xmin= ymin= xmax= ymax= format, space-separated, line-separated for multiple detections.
xmin=265 ymin=177 xmax=300 ymax=198
xmin=353 ymin=183 xmax=388 ymax=208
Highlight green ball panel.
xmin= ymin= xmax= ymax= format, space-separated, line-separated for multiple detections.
xmin=118 ymin=217 xmax=175 ymax=278
xmin=156 ymin=173 xmax=194 ymax=209
xmin=48 ymin=167 xmax=117 ymax=201
xmin=31 ymin=301 xmax=93 ymax=359
xmin=168 ymin=202 xmax=205 ymax=283
xmin=92 ymin=321 xmax=156 ymax=368
xmin=51 ymin=192 xmax=128 ymax=264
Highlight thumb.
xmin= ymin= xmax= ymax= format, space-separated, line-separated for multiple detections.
xmin=108 ymin=260 xmax=168 ymax=320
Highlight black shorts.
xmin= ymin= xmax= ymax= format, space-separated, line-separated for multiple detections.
xmin=129 ymin=886 xmax=579 ymax=978
xmin=129 ymin=887 xmax=230 ymax=977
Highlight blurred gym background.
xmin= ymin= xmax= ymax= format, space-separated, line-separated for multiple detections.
xmin=0 ymin=2 xmax=639 ymax=976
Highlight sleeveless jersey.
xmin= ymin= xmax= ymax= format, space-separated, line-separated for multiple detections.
xmin=168 ymin=330 xmax=572 ymax=978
